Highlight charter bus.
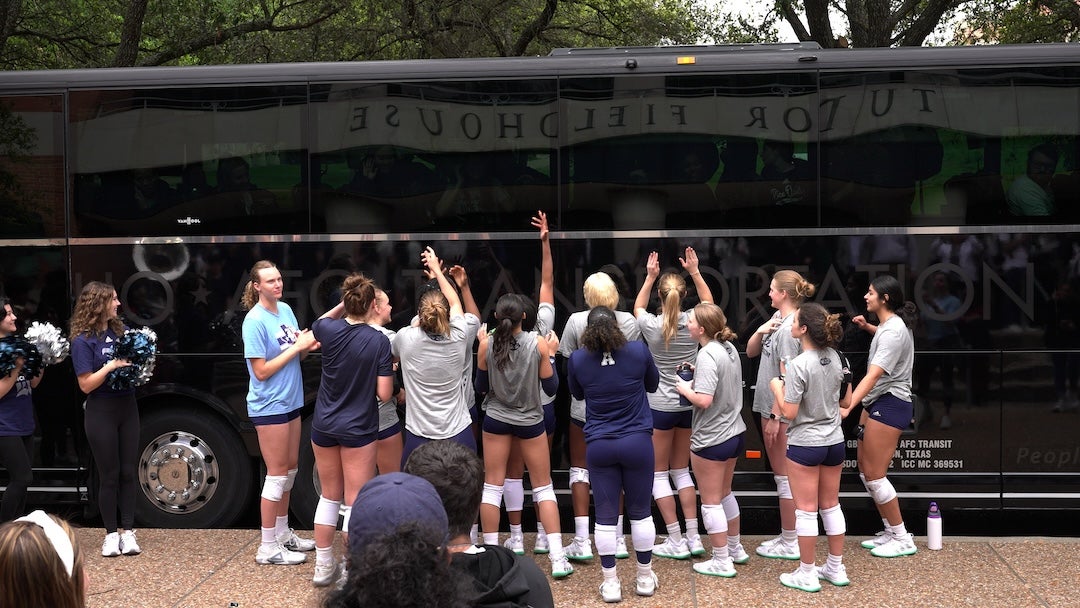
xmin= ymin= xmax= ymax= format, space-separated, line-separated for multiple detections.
xmin=1 ymin=42 xmax=1079 ymax=529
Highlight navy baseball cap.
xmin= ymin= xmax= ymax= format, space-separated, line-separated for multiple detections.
xmin=348 ymin=472 xmax=449 ymax=556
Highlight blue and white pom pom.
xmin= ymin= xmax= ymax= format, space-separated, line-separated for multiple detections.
xmin=0 ymin=336 xmax=43 ymax=378
xmin=23 ymin=321 xmax=70 ymax=365
xmin=106 ymin=327 xmax=157 ymax=391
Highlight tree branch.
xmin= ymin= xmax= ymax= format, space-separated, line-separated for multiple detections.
xmin=897 ymin=0 xmax=961 ymax=45
xmin=112 ymin=0 xmax=149 ymax=67
xmin=0 ymin=0 xmax=22 ymax=56
xmin=511 ymin=0 xmax=557 ymax=55
xmin=777 ymin=0 xmax=812 ymax=42
xmin=803 ymin=0 xmax=835 ymax=46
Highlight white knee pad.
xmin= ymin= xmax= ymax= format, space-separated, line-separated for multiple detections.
xmin=720 ymin=493 xmax=740 ymax=521
xmin=652 ymin=471 xmax=674 ymax=500
xmin=773 ymin=474 xmax=792 ymax=500
xmin=314 ymin=496 xmax=341 ymax=527
xmin=533 ymin=483 xmax=556 ymax=504
xmin=669 ymin=467 xmax=695 ymax=491
xmin=795 ymin=509 xmax=818 ymax=537
xmin=341 ymin=506 xmax=352 ymax=531
xmin=284 ymin=468 xmax=298 ymax=491
xmin=569 ymin=466 xmax=590 ymax=486
xmin=594 ymin=523 xmax=617 ymax=557
xmin=865 ymin=477 xmax=897 ymax=505
xmin=701 ymin=504 xmax=728 ymax=535
xmin=820 ymin=504 xmax=846 ymax=536
xmin=261 ymin=475 xmax=288 ymax=502
xmin=482 ymin=482 xmax=504 ymax=508
xmin=630 ymin=517 xmax=655 ymax=554
xmin=503 ymin=478 xmax=524 ymax=511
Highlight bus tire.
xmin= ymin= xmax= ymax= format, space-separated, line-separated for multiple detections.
xmin=135 ymin=407 xmax=254 ymax=528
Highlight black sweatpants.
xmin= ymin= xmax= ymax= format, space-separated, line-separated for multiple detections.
xmin=0 ymin=434 xmax=33 ymax=521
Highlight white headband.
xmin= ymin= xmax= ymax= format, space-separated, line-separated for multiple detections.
xmin=15 ymin=510 xmax=75 ymax=577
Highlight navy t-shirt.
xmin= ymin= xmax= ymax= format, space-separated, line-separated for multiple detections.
xmin=71 ymin=328 xmax=135 ymax=397
xmin=312 ymin=318 xmax=393 ymax=438
xmin=568 ymin=341 xmax=658 ymax=442
xmin=0 ymin=368 xmax=34 ymax=436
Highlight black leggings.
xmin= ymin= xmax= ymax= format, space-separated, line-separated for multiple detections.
xmin=85 ymin=393 xmax=140 ymax=532
xmin=0 ymin=434 xmax=33 ymax=522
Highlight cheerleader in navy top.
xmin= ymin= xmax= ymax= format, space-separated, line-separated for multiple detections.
xmin=633 ymin=247 xmax=714 ymax=559
xmin=69 ymin=282 xmax=141 ymax=557
xmin=568 ymin=306 xmax=660 ymax=602
xmin=309 ymin=273 xmax=394 ymax=586
xmin=768 ymin=303 xmax=853 ymax=592
xmin=0 ymin=299 xmax=44 ymax=522
xmin=676 ymin=303 xmax=747 ymax=578
xmin=850 ymin=275 xmax=919 ymax=559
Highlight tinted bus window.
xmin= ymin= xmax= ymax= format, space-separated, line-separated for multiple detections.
xmin=68 ymin=86 xmax=308 ymax=237
xmin=819 ymin=68 xmax=1080 ymax=226
xmin=310 ymin=80 xmax=557 ymax=233
xmin=561 ymin=72 xmax=818 ymax=231
xmin=0 ymin=95 xmax=65 ymax=238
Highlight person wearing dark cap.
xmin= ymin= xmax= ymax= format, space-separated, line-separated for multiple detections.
xmin=324 ymin=472 xmax=472 ymax=608
xmin=568 ymin=306 xmax=661 ymax=603
xmin=404 ymin=439 xmax=554 ymax=608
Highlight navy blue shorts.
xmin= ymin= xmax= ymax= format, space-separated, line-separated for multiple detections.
xmin=250 ymin=408 xmax=302 ymax=426
xmin=377 ymin=421 xmax=402 ymax=441
xmin=787 ymin=442 xmax=845 ymax=467
xmin=865 ymin=394 xmax=914 ymax=431
xmin=483 ymin=416 xmax=547 ymax=440
xmin=693 ymin=433 xmax=745 ymax=462
xmin=543 ymin=402 xmax=556 ymax=436
xmin=311 ymin=427 xmax=376 ymax=449
xmin=400 ymin=426 xmax=476 ymax=469
xmin=652 ymin=408 xmax=692 ymax=431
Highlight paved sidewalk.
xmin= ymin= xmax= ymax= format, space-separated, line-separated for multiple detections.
xmin=76 ymin=529 xmax=1079 ymax=608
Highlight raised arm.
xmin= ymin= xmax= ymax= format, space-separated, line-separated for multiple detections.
xmin=679 ymin=246 xmax=713 ymax=304
xmin=422 ymin=247 xmax=463 ymax=318
xmin=448 ymin=265 xmax=480 ymax=318
xmin=634 ymin=251 xmax=660 ymax=318
xmin=318 ymin=301 xmax=346 ymax=321
xmin=532 ymin=210 xmax=554 ymax=306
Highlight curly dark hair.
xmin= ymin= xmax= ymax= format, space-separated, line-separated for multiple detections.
xmin=323 ymin=522 xmax=473 ymax=608
xmin=403 ymin=440 xmax=484 ymax=540
xmin=796 ymin=302 xmax=843 ymax=349
xmin=581 ymin=306 xmax=627 ymax=353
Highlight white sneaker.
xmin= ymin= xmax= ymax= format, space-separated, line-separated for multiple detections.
xmin=255 ymin=542 xmax=307 ymax=565
xmin=503 ymin=535 xmax=525 ymax=555
xmin=550 ymin=555 xmax=574 ymax=578
xmin=313 ymin=559 xmax=340 ymax=587
xmin=693 ymin=556 xmax=736 ymax=577
xmin=102 ymin=532 xmax=121 ymax=557
xmin=870 ymin=533 xmax=917 ymax=558
xmin=600 ymin=579 xmax=622 ymax=603
xmin=534 ymin=533 xmax=550 ymax=554
xmin=565 ymin=536 xmax=594 ymax=560
xmin=119 ymin=531 xmax=141 ymax=555
xmin=652 ymin=536 xmax=691 ymax=560
xmin=860 ymin=530 xmax=890 ymax=549
xmin=635 ymin=570 xmax=659 ymax=597
xmin=277 ymin=528 xmax=316 ymax=552
xmin=816 ymin=563 xmax=850 ymax=586
xmin=780 ymin=566 xmax=822 ymax=592
xmin=615 ymin=535 xmax=630 ymax=559
xmin=755 ymin=536 xmax=799 ymax=560
xmin=729 ymin=543 xmax=750 ymax=564
xmin=687 ymin=535 xmax=706 ymax=556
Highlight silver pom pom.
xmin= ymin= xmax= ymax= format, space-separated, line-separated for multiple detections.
xmin=23 ymin=321 xmax=70 ymax=365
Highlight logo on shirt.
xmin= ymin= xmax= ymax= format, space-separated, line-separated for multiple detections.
xmin=276 ymin=324 xmax=298 ymax=350
xmin=15 ymin=375 xmax=30 ymax=398
xmin=820 ymin=357 xmax=832 ymax=366
xmin=600 ymin=351 xmax=615 ymax=366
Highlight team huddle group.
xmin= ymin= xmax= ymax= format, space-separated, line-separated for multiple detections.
xmin=239 ymin=211 xmax=920 ymax=602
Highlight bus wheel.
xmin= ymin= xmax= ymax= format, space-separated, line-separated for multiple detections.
xmin=135 ymin=408 xmax=253 ymax=528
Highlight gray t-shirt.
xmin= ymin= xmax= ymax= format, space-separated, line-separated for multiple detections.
xmin=372 ymin=324 xmax=400 ymax=433
xmin=535 ymin=302 xmax=557 ymax=407
xmin=783 ymin=348 xmax=845 ymax=447
xmin=638 ymin=311 xmax=698 ymax=413
xmin=392 ymin=314 xmax=474 ymax=439
xmin=752 ymin=312 xmax=800 ymax=417
xmin=560 ymin=308 xmax=641 ymax=422
xmin=864 ymin=315 xmax=914 ymax=404
xmin=483 ymin=330 xmax=543 ymax=426
xmin=690 ymin=340 xmax=747 ymax=452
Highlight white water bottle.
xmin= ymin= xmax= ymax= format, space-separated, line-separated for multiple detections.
xmin=926 ymin=501 xmax=943 ymax=550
